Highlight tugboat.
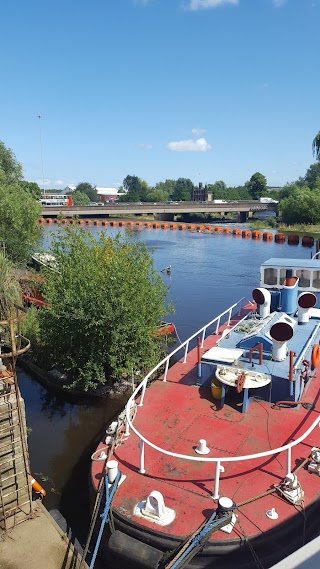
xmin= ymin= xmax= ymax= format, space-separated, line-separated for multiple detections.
xmin=90 ymin=253 xmax=320 ymax=569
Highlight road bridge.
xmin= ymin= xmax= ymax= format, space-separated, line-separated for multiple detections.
xmin=41 ymin=200 xmax=277 ymax=222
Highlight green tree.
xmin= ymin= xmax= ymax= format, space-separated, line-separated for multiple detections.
xmin=71 ymin=190 xmax=91 ymax=205
xmin=0 ymin=182 xmax=42 ymax=264
xmin=246 ymin=172 xmax=267 ymax=200
xmin=18 ymin=180 xmax=41 ymax=199
xmin=120 ymin=175 xmax=149 ymax=202
xmin=154 ymin=179 xmax=176 ymax=198
xmin=146 ymin=189 xmax=168 ymax=202
xmin=0 ymin=140 xmax=23 ymax=183
xmin=280 ymin=186 xmax=320 ymax=224
xmin=312 ymin=131 xmax=320 ymax=162
xmin=75 ymin=182 xmax=98 ymax=202
xmin=303 ymin=163 xmax=320 ymax=189
xmin=0 ymin=252 xmax=22 ymax=320
xmin=38 ymin=227 xmax=172 ymax=391
xmin=172 ymin=178 xmax=193 ymax=201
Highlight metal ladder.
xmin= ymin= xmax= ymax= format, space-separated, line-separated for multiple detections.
xmin=0 ymin=312 xmax=33 ymax=532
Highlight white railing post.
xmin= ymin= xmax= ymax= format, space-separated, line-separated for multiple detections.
xmin=139 ymin=439 xmax=146 ymax=474
xmin=227 ymin=308 xmax=232 ymax=326
xmin=213 ymin=460 xmax=221 ymax=499
xmin=215 ymin=317 xmax=220 ymax=335
xmin=183 ymin=341 xmax=189 ymax=363
xmin=163 ymin=359 xmax=169 ymax=382
xmin=138 ymin=381 xmax=147 ymax=407
xmin=286 ymin=447 xmax=292 ymax=477
xmin=201 ymin=328 xmax=206 ymax=348
xmin=125 ymin=416 xmax=130 ymax=437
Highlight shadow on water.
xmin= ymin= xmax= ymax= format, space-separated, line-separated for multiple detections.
xmin=17 ymin=368 xmax=128 ymax=551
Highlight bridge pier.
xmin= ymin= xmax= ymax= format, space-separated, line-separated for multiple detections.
xmin=238 ymin=211 xmax=248 ymax=223
xmin=155 ymin=213 xmax=175 ymax=221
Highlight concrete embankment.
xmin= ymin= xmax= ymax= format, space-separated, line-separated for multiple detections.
xmin=0 ymin=502 xmax=88 ymax=569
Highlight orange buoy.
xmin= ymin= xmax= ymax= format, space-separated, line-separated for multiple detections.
xmin=53 ymin=218 xmax=60 ymax=224
xmin=46 ymin=218 xmax=52 ymax=224
xmin=197 ymin=225 xmax=204 ymax=231
xmin=110 ymin=220 xmax=116 ymax=226
xmin=39 ymin=218 xmax=45 ymax=224
xmin=144 ymin=221 xmax=151 ymax=227
xmin=161 ymin=223 xmax=168 ymax=229
xmin=153 ymin=222 xmax=160 ymax=228
xmin=311 ymin=344 xmax=320 ymax=370
xmin=86 ymin=219 xmax=92 ymax=225
xmin=61 ymin=218 xmax=68 ymax=224
xmin=274 ymin=233 xmax=285 ymax=243
xmin=233 ymin=228 xmax=241 ymax=235
xmin=94 ymin=219 xmax=100 ymax=226
xmin=178 ymin=224 xmax=186 ymax=230
xmin=302 ymin=235 xmax=314 ymax=247
xmin=136 ymin=221 xmax=142 ymax=226
xmin=223 ymin=227 xmax=232 ymax=234
xmin=263 ymin=232 xmax=273 ymax=241
xmin=69 ymin=218 xmax=75 ymax=225
xmin=205 ymin=225 xmax=213 ymax=231
xmin=214 ymin=226 xmax=222 ymax=233
xmin=242 ymin=230 xmax=251 ymax=238
xmin=29 ymin=474 xmax=46 ymax=497
xmin=252 ymin=230 xmax=262 ymax=240
xmin=288 ymin=234 xmax=299 ymax=245
xmin=78 ymin=219 xmax=84 ymax=225
xmin=170 ymin=223 xmax=177 ymax=230
xmin=188 ymin=224 xmax=195 ymax=230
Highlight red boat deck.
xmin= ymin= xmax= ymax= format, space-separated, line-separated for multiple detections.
xmin=91 ymin=313 xmax=320 ymax=545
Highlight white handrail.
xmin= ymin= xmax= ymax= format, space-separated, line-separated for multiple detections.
xmin=125 ymin=297 xmax=320 ymax=498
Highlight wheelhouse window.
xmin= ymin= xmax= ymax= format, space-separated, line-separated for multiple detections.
xmin=296 ymin=269 xmax=311 ymax=288
xmin=312 ymin=270 xmax=320 ymax=290
xmin=263 ymin=268 xmax=278 ymax=286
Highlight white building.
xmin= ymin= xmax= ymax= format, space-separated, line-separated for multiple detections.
xmin=96 ymin=187 xmax=125 ymax=203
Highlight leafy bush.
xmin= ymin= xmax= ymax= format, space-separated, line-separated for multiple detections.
xmin=38 ymin=227 xmax=172 ymax=391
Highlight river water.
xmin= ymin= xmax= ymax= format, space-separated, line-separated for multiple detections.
xmin=17 ymin=223 xmax=317 ymax=542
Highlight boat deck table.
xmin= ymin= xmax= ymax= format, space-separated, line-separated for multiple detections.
xmin=216 ymin=368 xmax=271 ymax=413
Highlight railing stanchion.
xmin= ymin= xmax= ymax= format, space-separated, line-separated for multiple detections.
xmin=227 ymin=308 xmax=232 ymax=326
xmin=201 ymin=328 xmax=206 ymax=348
xmin=183 ymin=341 xmax=189 ymax=363
xmin=286 ymin=447 xmax=292 ymax=477
xmin=139 ymin=439 xmax=146 ymax=474
xmin=213 ymin=460 xmax=222 ymax=500
xmin=125 ymin=416 xmax=130 ymax=437
xmin=163 ymin=359 xmax=169 ymax=382
xmin=138 ymin=381 xmax=147 ymax=407
xmin=215 ymin=318 xmax=220 ymax=335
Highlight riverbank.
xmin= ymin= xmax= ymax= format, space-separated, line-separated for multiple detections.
xmin=18 ymin=355 xmax=132 ymax=399
xmin=0 ymin=501 xmax=88 ymax=569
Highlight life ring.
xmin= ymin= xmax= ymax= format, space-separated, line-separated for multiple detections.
xmin=29 ymin=474 xmax=46 ymax=497
xmin=236 ymin=372 xmax=246 ymax=393
xmin=311 ymin=344 xmax=320 ymax=370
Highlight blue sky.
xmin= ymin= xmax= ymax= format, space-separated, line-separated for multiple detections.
xmin=1 ymin=0 xmax=319 ymax=190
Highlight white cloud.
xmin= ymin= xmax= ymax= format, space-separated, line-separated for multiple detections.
xmin=167 ymin=137 xmax=212 ymax=152
xmin=184 ymin=0 xmax=239 ymax=11
xmin=192 ymin=128 xmax=206 ymax=135
xmin=55 ymin=179 xmax=64 ymax=186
